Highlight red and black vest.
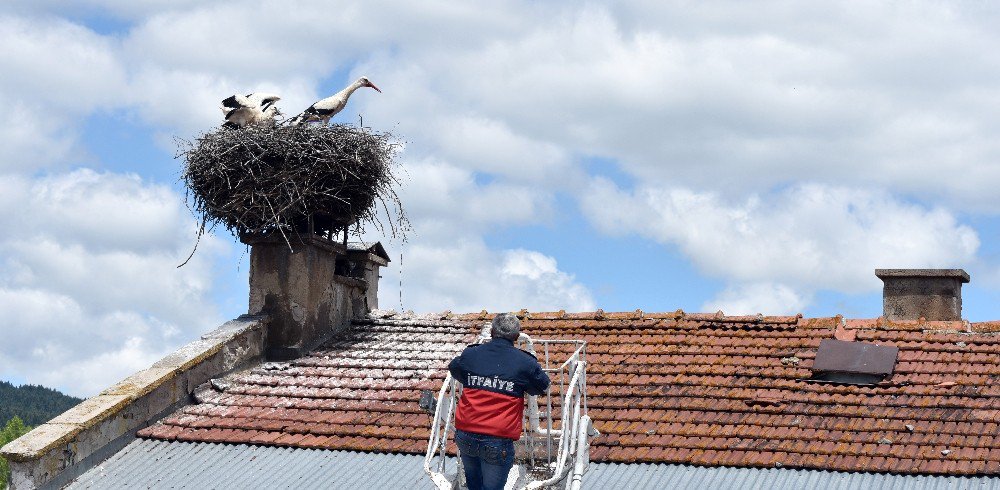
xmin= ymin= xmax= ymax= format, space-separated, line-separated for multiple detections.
xmin=448 ymin=338 xmax=551 ymax=440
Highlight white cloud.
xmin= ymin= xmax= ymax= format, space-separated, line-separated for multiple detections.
xmin=582 ymin=177 xmax=979 ymax=306
xmin=0 ymin=103 xmax=77 ymax=173
xmin=701 ymin=282 xmax=809 ymax=316
xmin=78 ymin=0 xmax=206 ymax=19
xmin=378 ymin=238 xmax=594 ymax=314
xmin=35 ymin=335 xmax=173 ymax=399
xmin=353 ymin=2 xmax=1000 ymax=210
xmin=0 ymin=15 xmax=127 ymax=173
xmin=430 ymin=115 xmax=572 ymax=184
xmin=0 ymin=15 xmax=125 ymax=110
xmin=2 ymin=0 xmax=204 ymax=20
xmin=0 ymin=287 xmax=179 ymax=396
xmin=125 ymin=66 xmax=319 ymax=135
xmin=0 ymin=170 xmax=228 ymax=397
xmin=395 ymin=158 xmax=553 ymax=240
xmin=362 ymin=156 xmax=593 ymax=315
xmin=123 ymin=3 xmax=353 ymax=79
xmin=121 ymin=0 xmax=529 ymax=79
xmin=2 ymin=170 xmax=184 ymax=251
xmin=123 ymin=1 xmax=436 ymax=81
xmin=9 ymin=2 xmax=1000 ymax=209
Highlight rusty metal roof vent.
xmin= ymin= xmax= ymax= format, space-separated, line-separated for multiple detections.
xmin=810 ymin=339 xmax=899 ymax=384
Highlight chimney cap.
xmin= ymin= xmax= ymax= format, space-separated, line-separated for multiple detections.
xmin=346 ymin=241 xmax=391 ymax=265
xmin=875 ymin=269 xmax=969 ymax=283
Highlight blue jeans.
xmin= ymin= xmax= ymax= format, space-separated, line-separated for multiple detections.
xmin=454 ymin=429 xmax=515 ymax=490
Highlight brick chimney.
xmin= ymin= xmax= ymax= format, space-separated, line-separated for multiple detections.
xmin=245 ymin=233 xmax=387 ymax=360
xmin=875 ymin=269 xmax=970 ymax=321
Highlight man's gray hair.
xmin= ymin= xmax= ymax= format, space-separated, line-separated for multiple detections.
xmin=491 ymin=313 xmax=521 ymax=341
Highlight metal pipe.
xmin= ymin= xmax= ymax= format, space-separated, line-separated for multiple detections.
xmin=569 ymin=416 xmax=592 ymax=490
xmin=521 ymin=335 xmax=542 ymax=434
xmin=423 ymin=374 xmax=457 ymax=489
xmin=526 ymin=362 xmax=586 ymax=489
xmin=545 ymin=341 xmax=552 ymax=467
xmin=526 ymin=397 xmax=536 ymax=469
xmin=582 ymin=345 xmax=588 ymax=415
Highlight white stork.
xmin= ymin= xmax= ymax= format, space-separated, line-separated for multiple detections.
xmin=220 ymin=92 xmax=282 ymax=128
xmin=290 ymin=77 xmax=381 ymax=125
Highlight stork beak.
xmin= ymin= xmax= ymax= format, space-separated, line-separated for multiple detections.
xmin=368 ymin=82 xmax=382 ymax=93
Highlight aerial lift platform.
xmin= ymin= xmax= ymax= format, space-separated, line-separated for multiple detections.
xmin=425 ymin=327 xmax=598 ymax=489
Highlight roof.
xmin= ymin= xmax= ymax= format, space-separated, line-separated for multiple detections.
xmin=66 ymin=439 xmax=427 ymax=489
xmin=347 ymin=241 xmax=391 ymax=264
xmin=139 ymin=314 xmax=472 ymax=454
xmin=138 ymin=310 xmax=1000 ymax=476
xmin=583 ymin=461 xmax=1000 ymax=489
xmin=68 ymin=440 xmax=1000 ymax=490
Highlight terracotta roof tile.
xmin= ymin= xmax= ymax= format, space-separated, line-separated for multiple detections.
xmin=139 ymin=312 xmax=1000 ymax=475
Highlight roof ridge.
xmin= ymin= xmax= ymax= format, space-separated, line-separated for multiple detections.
xmin=842 ymin=317 xmax=985 ymax=334
xmin=418 ymin=309 xmax=808 ymax=323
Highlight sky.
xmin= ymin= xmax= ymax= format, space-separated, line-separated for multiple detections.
xmin=3 ymin=1 xmax=1000 ymax=397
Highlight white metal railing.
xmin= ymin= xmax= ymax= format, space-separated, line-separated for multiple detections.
xmin=424 ymin=329 xmax=597 ymax=489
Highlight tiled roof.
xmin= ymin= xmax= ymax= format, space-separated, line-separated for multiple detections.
xmin=139 ymin=310 xmax=1000 ymax=475
xmin=139 ymin=315 xmax=474 ymax=455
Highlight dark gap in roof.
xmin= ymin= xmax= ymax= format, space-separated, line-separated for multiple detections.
xmin=702 ymin=322 xmax=796 ymax=331
xmin=809 ymin=372 xmax=887 ymax=384
xmin=808 ymin=339 xmax=899 ymax=386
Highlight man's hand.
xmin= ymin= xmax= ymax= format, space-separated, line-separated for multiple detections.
xmin=525 ymin=363 xmax=551 ymax=396
xmin=419 ymin=389 xmax=437 ymax=415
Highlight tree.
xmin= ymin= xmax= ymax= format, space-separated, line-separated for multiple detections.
xmin=0 ymin=381 xmax=82 ymax=427
xmin=0 ymin=416 xmax=32 ymax=489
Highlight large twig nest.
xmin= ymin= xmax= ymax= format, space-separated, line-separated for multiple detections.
xmin=179 ymin=123 xmax=406 ymax=257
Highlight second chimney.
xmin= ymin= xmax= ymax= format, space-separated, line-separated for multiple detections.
xmin=875 ymin=269 xmax=970 ymax=321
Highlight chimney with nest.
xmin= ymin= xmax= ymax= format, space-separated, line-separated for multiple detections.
xmin=875 ymin=269 xmax=970 ymax=321
xmin=245 ymin=234 xmax=388 ymax=360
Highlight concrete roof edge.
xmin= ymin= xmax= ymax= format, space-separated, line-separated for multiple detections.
xmin=0 ymin=315 xmax=267 ymax=488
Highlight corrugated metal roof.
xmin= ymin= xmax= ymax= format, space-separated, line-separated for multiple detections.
xmin=66 ymin=439 xmax=428 ymax=489
xmin=583 ymin=462 xmax=1000 ymax=490
xmin=67 ymin=440 xmax=1000 ymax=489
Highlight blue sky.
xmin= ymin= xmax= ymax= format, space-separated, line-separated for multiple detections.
xmin=3 ymin=1 xmax=1000 ymax=396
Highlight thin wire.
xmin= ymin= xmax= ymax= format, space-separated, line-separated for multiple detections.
xmin=398 ymin=248 xmax=404 ymax=311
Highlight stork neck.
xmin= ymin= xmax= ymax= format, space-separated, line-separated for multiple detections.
xmin=338 ymin=79 xmax=367 ymax=99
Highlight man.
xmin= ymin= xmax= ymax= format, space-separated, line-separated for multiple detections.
xmin=448 ymin=313 xmax=551 ymax=490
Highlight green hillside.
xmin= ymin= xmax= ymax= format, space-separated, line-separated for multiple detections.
xmin=1 ymin=382 xmax=79 ymax=488
xmin=0 ymin=381 xmax=82 ymax=427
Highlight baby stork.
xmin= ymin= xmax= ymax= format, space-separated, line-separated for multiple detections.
xmin=291 ymin=77 xmax=381 ymax=125
xmin=221 ymin=92 xmax=282 ymax=128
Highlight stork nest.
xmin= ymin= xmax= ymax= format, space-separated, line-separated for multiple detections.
xmin=179 ymin=123 xmax=406 ymax=259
